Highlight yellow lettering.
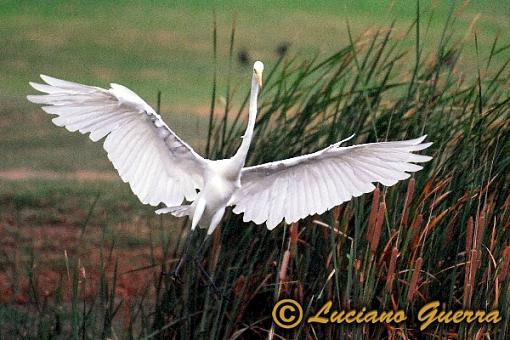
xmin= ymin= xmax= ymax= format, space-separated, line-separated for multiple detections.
xmin=355 ymin=308 xmax=367 ymax=323
xmin=306 ymin=300 xmax=499 ymax=327
xmin=418 ymin=301 xmax=440 ymax=331
xmin=437 ymin=311 xmax=453 ymax=323
xmin=378 ymin=311 xmax=394 ymax=323
xmin=484 ymin=311 xmax=502 ymax=324
xmin=393 ymin=311 xmax=407 ymax=323
xmin=307 ymin=301 xmax=332 ymax=323
xmin=475 ymin=311 xmax=486 ymax=322
xmin=452 ymin=311 xmax=466 ymax=323
xmin=330 ymin=311 xmax=346 ymax=323
xmin=363 ymin=311 xmax=379 ymax=323
xmin=464 ymin=311 xmax=476 ymax=322
xmin=344 ymin=311 xmax=357 ymax=323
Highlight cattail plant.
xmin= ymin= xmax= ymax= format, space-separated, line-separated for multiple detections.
xmin=498 ymin=246 xmax=510 ymax=283
xmin=370 ymin=202 xmax=386 ymax=255
xmin=386 ymin=247 xmax=399 ymax=293
xmin=407 ymin=257 xmax=423 ymax=303
xmin=367 ymin=187 xmax=380 ymax=241
xmin=279 ymin=250 xmax=291 ymax=293
xmin=400 ymin=178 xmax=415 ymax=227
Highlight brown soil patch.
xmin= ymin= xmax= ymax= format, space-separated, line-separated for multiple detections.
xmin=0 ymin=168 xmax=117 ymax=181
xmin=0 ymin=205 xmax=171 ymax=306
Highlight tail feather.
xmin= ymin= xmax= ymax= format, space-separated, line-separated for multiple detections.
xmin=155 ymin=205 xmax=192 ymax=217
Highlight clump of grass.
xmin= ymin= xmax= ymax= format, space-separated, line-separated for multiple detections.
xmin=1 ymin=3 xmax=510 ymax=339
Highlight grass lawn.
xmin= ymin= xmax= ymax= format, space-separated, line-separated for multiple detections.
xmin=1 ymin=0 xmax=509 ymax=110
xmin=0 ymin=1 xmax=508 ymax=174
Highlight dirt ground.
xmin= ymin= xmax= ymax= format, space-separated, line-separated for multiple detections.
xmin=0 ymin=175 xmax=174 ymax=307
xmin=0 ymin=168 xmax=117 ymax=181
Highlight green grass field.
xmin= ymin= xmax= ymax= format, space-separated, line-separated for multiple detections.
xmin=0 ymin=1 xmax=508 ymax=173
xmin=1 ymin=1 xmax=509 ymax=339
xmin=1 ymin=1 xmax=508 ymax=108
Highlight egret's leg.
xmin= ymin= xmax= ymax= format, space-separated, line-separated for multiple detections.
xmin=194 ymin=249 xmax=223 ymax=298
xmin=166 ymin=230 xmax=194 ymax=282
xmin=165 ymin=199 xmax=207 ymax=282
xmin=191 ymin=199 xmax=206 ymax=231
xmin=192 ymin=237 xmax=215 ymax=285
xmin=194 ymin=207 xmax=224 ymax=261
xmin=206 ymin=207 xmax=225 ymax=235
xmin=193 ymin=207 xmax=224 ymax=263
xmin=193 ymin=208 xmax=228 ymax=299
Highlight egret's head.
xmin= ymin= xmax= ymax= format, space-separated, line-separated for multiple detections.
xmin=253 ymin=61 xmax=264 ymax=87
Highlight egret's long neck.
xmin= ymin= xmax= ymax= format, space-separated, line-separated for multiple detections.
xmin=232 ymin=74 xmax=259 ymax=167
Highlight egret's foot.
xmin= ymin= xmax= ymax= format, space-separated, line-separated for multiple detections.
xmin=193 ymin=257 xmax=230 ymax=301
xmin=162 ymin=269 xmax=184 ymax=284
xmin=162 ymin=252 xmax=189 ymax=284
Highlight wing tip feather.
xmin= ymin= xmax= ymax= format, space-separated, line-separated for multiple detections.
xmin=26 ymin=94 xmax=37 ymax=103
xmin=28 ymin=81 xmax=40 ymax=90
xmin=412 ymin=134 xmax=427 ymax=144
xmin=40 ymin=74 xmax=52 ymax=84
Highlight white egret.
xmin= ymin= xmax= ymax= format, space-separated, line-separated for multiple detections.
xmin=27 ymin=61 xmax=432 ymax=236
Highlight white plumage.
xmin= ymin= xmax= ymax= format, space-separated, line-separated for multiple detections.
xmin=233 ymin=135 xmax=430 ymax=229
xmin=27 ymin=61 xmax=432 ymax=234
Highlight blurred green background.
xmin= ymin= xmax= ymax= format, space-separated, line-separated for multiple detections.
xmin=1 ymin=0 xmax=509 ymax=174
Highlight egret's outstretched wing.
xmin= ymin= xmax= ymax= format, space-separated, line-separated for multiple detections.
xmin=231 ymin=136 xmax=432 ymax=229
xmin=27 ymin=75 xmax=207 ymax=206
